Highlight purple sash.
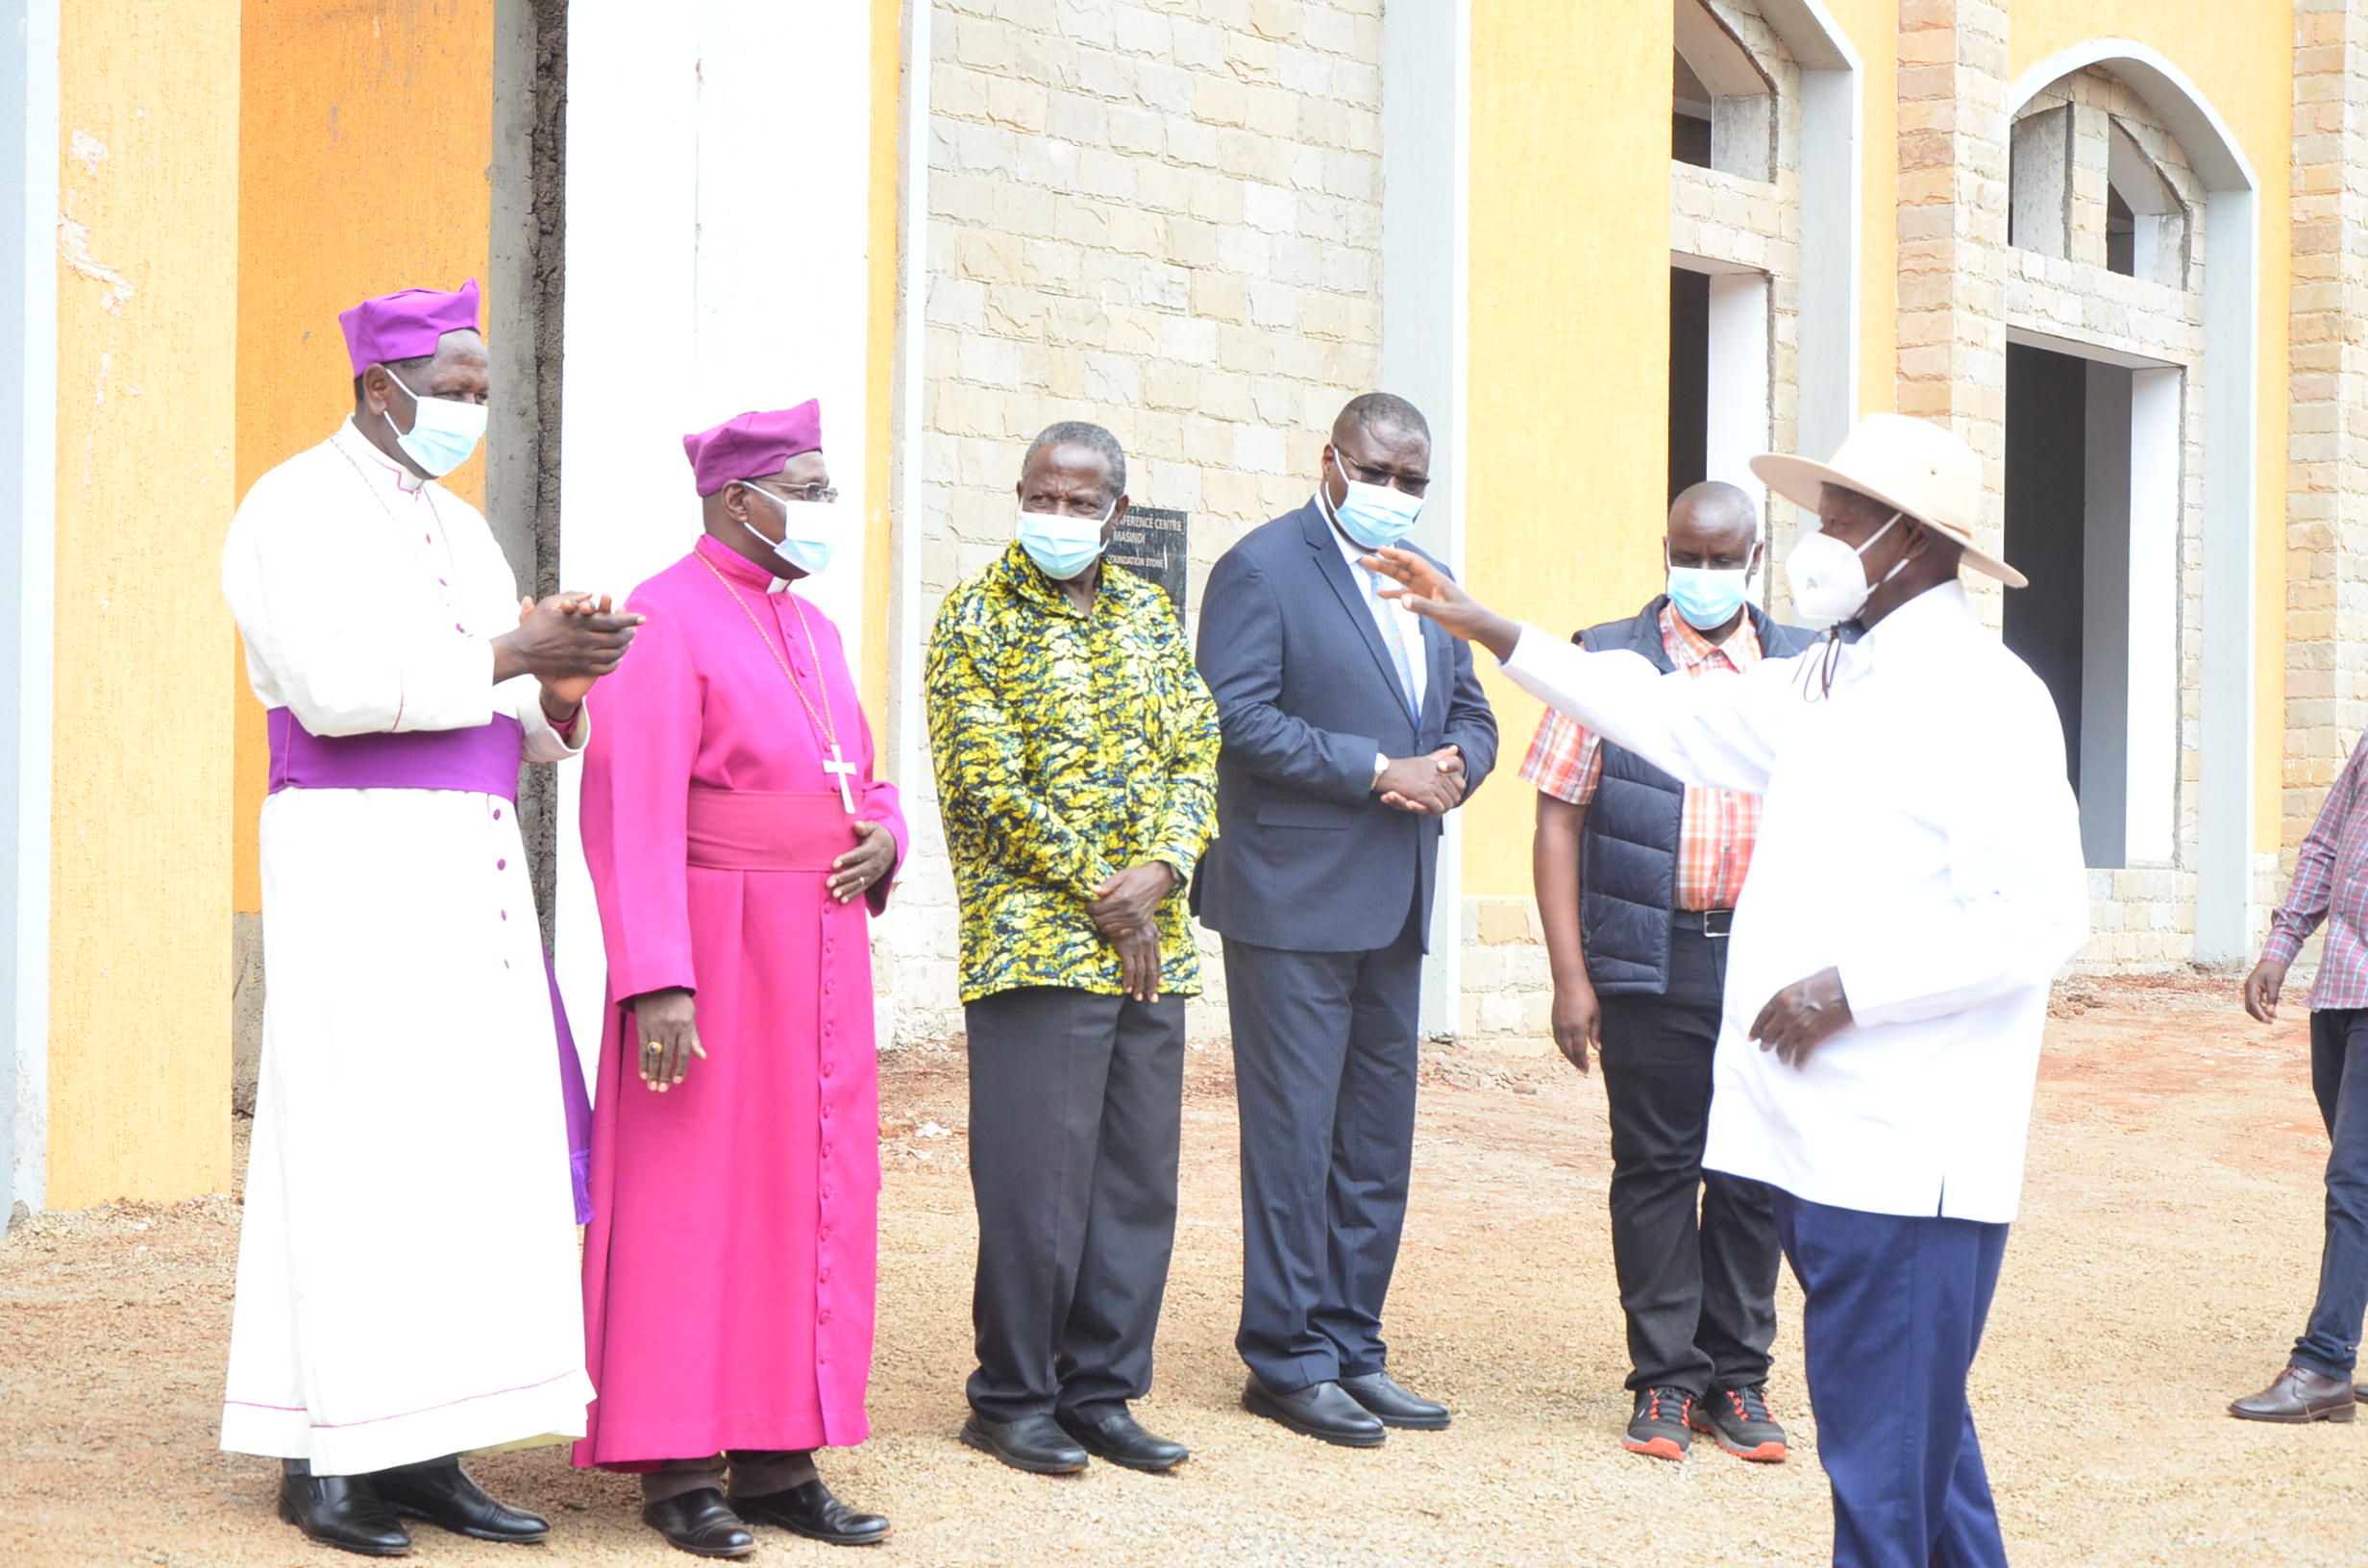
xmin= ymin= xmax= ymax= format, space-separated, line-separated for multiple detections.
xmin=264 ymin=708 xmax=594 ymax=1224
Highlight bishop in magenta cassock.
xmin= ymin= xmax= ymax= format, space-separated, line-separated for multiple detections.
xmin=576 ymin=402 xmax=907 ymax=1557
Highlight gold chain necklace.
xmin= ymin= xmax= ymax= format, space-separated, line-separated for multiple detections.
xmin=697 ymin=550 xmax=858 ymax=812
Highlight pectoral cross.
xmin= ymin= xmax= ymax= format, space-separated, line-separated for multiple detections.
xmin=822 ymin=744 xmax=859 ymax=814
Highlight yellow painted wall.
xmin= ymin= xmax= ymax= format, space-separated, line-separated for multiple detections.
xmin=2008 ymin=2 xmax=2293 ymax=856
xmin=863 ymin=0 xmax=902 ymax=725
xmin=1461 ymin=0 xmax=1675 ymax=896
xmin=234 ymin=0 xmax=497 ymax=914
xmin=48 ymin=0 xmax=240 ymax=1205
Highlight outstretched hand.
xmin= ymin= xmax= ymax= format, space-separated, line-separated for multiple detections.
xmin=1362 ymin=548 xmax=1521 ymax=660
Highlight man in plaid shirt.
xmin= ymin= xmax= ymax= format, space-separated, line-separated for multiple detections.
xmin=1524 ymin=482 xmax=1815 ymax=1463
xmin=2235 ymin=733 xmax=2368 ymax=1422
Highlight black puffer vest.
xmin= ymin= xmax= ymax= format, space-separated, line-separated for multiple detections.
xmin=1574 ymin=597 xmax=1815 ymax=996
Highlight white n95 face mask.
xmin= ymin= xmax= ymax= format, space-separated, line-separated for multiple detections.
xmin=1786 ymin=511 xmax=1904 ymax=624
xmin=382 ymin=367 xmax=487 ymax=477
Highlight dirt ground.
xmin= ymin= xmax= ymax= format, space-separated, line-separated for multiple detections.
xmin=5 ymin=972 xmax=2366 ymax=1567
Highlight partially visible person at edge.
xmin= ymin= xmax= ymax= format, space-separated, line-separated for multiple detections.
xmin=574 ymin=402 xmax=905 ymax=1557
xmin=2234 ymin=731 xmax=2368 ymax=1425
xmin=925 ymin=422 xmax=1221 ymax=1479
xmin=1526 ymin=480 xmax=1813 ymax=1465
xmin=1368 ymin=412 xmax=2087 ymax=1568
xmin=1195 ymin=392 xmax=1498 ymax=1449
xmin=219 ymin=279 xmax=639 ymax=1558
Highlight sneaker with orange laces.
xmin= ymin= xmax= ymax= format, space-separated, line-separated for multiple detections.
xmin=1690 ymin=1382 xmax=1788 ymax=1462
xmin=1622 ymin=1386 xmax=1695 ymax=1461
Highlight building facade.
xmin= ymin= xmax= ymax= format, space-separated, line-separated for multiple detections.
xmin=0 ymin=0 xmax=2342 ymax=1211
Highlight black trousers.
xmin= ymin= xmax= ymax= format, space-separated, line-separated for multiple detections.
xmin=2294 ymin=1009 xmax=2368 ymax=1379
xmin=1595 ymin=919 xmax=1780 ymax=1395
xmin=964 ymin=986 xmax=1186 ymax=1424
xmin=1223 ymin=906 xmax=1425 ymax=1391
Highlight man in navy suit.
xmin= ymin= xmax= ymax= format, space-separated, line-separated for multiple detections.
xmin=1195 ymin=392 xmax=1497 ymax=1446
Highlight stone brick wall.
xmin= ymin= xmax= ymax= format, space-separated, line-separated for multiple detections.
xmin=876 ymin=0 xmax=1386 ymax=1045
xmin=2289 ymin=0 xmax=2368 ymax=877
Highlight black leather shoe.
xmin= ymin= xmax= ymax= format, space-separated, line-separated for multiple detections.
xmin=961 ymin=1411 xmax=1090 ymax=1474
xmin=1241 ymin=1375 xmax=1386 ymax=1448
xmin=372 ymin=1461 xmax=550 ymax=1543
xmin=1339 ymin=1371 xmax=1451 ymax=1431
xmin=732 ymin=1479 xmax=891 ymax=1546
xmin=1055 ymin=1407 xmax=1190 ymax=1472
xmin=642 ymin=1489 xmax=755 ymax=1558
xmin=277 ymin=1472 xmax=413 ymax=1557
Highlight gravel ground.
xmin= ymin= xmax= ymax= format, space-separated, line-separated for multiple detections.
xmin=4 ymin=972 xmax=2365 ymax=1566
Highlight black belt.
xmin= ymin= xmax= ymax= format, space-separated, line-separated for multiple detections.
xmin=1671 ymin=909 xmax=1735 ymax=938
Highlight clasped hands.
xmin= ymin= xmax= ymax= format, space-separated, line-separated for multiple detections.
xmin=1375 ymin=747 xmax=1466 ymax=816
xmin=1090 ymin=861 xmax=1175 ymax=1004
xmin=495 ymin=592 xmax=645 ymax=723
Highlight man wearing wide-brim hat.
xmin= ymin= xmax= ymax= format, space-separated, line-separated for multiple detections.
xmin=1366 ymin=412 xmax=2089 ymax=1568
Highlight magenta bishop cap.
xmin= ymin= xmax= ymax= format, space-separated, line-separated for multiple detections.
xmin=683 ymin=401 xmax=824 ymax=496
xmin=337 ymin=280 xmax=483 ymax=376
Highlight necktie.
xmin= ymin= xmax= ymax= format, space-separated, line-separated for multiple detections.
xmin=1361 ymin=563 xmax=1421 ymax=723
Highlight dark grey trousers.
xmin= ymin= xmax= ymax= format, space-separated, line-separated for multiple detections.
xmin=1223 ymin=911 xmax=1425 ymax=1392
xmin=964 ymin=986 xmax=1186 ymax=1424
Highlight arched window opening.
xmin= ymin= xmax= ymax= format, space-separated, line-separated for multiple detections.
xmin=2106 ymin=122 xmax=2186 ymax=284
xmin=1671 ymin=0 xmax=1772 ymax=183
xmin=1673 ymin=52 xmax=1714 ymax=168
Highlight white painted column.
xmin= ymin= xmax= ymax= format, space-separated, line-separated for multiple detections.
xmin=1381 ymin=0 xmax=1468 ymax=1039
xmin=555 ymin=2 xmax=878 ymax=1064
xmin=1 ymin=0 xmax=59 ymax=1214
xmin=2123 ymin=366 xmax=2182 ymax=865
xmin=2195 ymin=185 xmax=2259 ymax=963
xmin=1703 ymin=270 xmax=1771 ymax=500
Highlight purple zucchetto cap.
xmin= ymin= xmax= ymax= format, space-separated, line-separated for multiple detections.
xmin=683 ymin=402 xmax=824 ymax=496
xmin=337 ymin=280 xmax=483 ymax=377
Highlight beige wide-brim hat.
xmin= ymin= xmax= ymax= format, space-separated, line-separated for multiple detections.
xmin=1749 ymin=412 xmax=2026 ymax=589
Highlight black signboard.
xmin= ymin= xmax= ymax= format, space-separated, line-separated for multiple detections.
xmin=1108 ymin=505 xmax=1189 ymax=619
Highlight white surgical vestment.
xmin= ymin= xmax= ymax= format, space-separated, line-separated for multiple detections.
xmin=1501 ymin=581 xmax=2087 ymax=1222
xmin=217 ymin=420 xmax=593 ymax=1474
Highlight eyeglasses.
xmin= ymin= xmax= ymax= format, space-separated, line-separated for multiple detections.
xmin=749 ymin=480 xmax=839 ymax=505
xmin=1341 ymin=458 xmax=1428 ymax=498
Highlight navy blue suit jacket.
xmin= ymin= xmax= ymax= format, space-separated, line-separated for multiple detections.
xmin=1193 ymin=502 xmax=1498 ymax=953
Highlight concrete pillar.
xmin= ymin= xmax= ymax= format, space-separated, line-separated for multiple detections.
xmin=1893 ymin=0 xmax=2010 ymax=626
xmin=49 ymin=0 xmax=241 ymax=1205
xmin=2286 ymin=0 xmax=2368 ymax=860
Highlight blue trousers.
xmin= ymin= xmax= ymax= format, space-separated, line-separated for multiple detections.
xmin=1771 ymin=1191 xmax=2010 ymax=1568
xmin=2294 ymin=1009 xmax=2368 ymax=1379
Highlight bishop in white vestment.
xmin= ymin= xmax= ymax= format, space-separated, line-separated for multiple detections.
xmin=218 ymin=281 xmax=640 ymax=1557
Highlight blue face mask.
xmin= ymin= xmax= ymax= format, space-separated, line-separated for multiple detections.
xmin=1665 ymin=563 xmax=1752 ymax=630
xmin=382 ymin=367 xmax=487 ymax=478
xmin=1326 ymin=448 xmax=1425 ymax=550
xmin=1017 ymin=499 xmax=1114 ymax=582
xmin=743 ymin=481 xmax=838 ymax=577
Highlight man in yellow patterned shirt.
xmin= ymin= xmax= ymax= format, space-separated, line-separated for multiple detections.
xmin=925 ymin=422 xmax=1220 ymax=1479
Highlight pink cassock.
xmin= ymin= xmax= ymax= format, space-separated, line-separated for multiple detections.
xmin=574 ymin=534 xmax=906 ymax=1467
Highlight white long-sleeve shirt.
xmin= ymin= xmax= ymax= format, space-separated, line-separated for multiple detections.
xmin=1501 ymin=581 xmax=2087 ymax=1221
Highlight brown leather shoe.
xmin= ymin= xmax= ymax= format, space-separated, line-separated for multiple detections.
xmin=2229 ymin=1364 xmax=2357 ymax=1424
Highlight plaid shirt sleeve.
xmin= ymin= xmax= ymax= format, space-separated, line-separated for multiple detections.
xmin=1517 ymin=705 xmax=1603 ymax=806
xmin=2264 ymin=741 xmax=2368 ymax=968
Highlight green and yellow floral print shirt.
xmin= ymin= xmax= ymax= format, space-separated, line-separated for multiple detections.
xmin=925 ymin=543 xmax=1221 ymax=1003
